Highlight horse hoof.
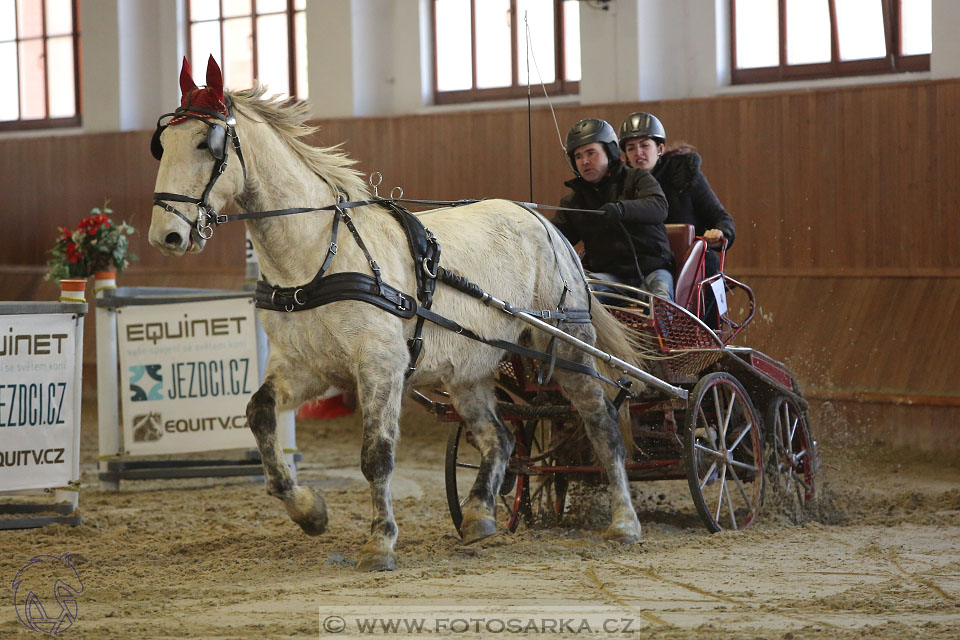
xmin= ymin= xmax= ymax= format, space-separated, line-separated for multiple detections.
xmin=460 ymin=517 xmax=498 ymax=545
xmin=357 ymin=552 xmax=396 ymax=572
xmin=603 ymin=523 xmax=642 ymax=545
xmin=284 ymin=487 xmax=328 ymax=536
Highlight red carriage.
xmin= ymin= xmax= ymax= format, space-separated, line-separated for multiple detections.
xmin=416 ymin=223 xmax=818 ymax=535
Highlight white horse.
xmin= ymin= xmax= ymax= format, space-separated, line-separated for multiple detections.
xmin=148 ymin=57 xmax=644 ymax=571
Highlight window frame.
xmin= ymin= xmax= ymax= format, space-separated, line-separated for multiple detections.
xmin=431 ymin=0 xmax=579 ymax=105
xmin=730 ymin=0 xmax=930 ymax=85
xmin=186 ymin=0 xmax=306 ymax=99
xmin=0 ymin=0 xmax=82 ymax=132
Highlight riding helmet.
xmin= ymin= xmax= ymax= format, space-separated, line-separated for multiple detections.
xmin=618 ymin=112 xmax=666 ymax=149
xmin=565 ymin=118 xmax=622 ymax=172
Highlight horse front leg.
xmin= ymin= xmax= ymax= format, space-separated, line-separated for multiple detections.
xmin=247 ymin=376 xmax=328 ymax=535
xmin=447 ymin=380 xmax=515 ymax=545
xmin=356 ymin=362 xmax=405 ymax=572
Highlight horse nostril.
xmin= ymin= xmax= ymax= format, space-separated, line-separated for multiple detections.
xmin=165 ymin=232 xmax=182 ymax=247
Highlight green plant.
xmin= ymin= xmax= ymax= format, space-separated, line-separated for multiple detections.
xmin=45 ymin=204 xmax=137 ymax=283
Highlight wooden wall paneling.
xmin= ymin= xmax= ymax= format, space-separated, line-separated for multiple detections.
xmin=733 ymin=275 xmax=960 ymax=397
xmin=934 ymin=82 xmax=960 ymax=269
xmin=740 ymin=94 xmax=783 ymax=270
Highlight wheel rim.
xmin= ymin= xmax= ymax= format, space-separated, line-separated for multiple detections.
xmin=770 ymin=397 xmax=816 ymax=506
xmin=686 ymin=373 xmax=764 ymax=532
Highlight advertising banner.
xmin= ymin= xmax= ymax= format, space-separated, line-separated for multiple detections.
xmin=117 ymin=298 xmax=258 ymax=455
xmin=0 ymin=314 xmax=80 ymax=491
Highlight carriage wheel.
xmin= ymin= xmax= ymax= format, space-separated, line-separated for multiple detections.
xmin=765 ymin=395 xmax=817 ymax=513
xmin=683 ymin=372 xmax=764 ymax=532
xmin=445 ymin=421 xmax=530 ymax=536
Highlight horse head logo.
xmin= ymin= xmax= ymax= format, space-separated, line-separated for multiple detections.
xmin=12 ymin=553 xmax=84 ymax=634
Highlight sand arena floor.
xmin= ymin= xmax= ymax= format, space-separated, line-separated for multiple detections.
xmin=1 ymin=395 xmax=958 ymax=639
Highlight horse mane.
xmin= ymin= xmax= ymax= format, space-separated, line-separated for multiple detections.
xmin=227 ymin=83 xmax=369 ymax=199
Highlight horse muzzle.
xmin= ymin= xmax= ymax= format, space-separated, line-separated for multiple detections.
xmin=149 ymin=204 xmax=207 ymax=256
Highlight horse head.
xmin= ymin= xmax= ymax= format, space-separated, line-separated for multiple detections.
xmin=149 ymin=55 xmax=245 ymax=256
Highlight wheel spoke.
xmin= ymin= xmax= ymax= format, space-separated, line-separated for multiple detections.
xmin=727 ymin=464 xmax=753 ymax=506
xmin=723 ymin=482 xmax=738 ymax=529
xmin=714 ymin=464 xmax=728 ymax=522
xmin=698 ymin=405 xmax=718 ymax=448
xmin=729 ymin=458 xmax=759 ymax=473
xmin=711 ymin=386 xmax=725 ymax=439
xmin=698 ymin=460 xmax=719 ymax=491
xmin=456 ymin=462 xmax=480 ymax=470
xmin=694 ymin=442 xmax=724 ymax=459
xmin=727 ymin=421 xmax=753 ymax=454
xmin=721 ymin=388 xmax=737 ymax=441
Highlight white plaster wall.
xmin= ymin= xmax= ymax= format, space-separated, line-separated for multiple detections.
xmin=306 ymin=0 xmax=354 ymax=118
xmin=79 ymin=0 xmax=121 ymax=132
xmin=931 ymin=0 xmax=960 ymax=79
xmin=4 ymin=0 xmax=959 ymax=136
xmin=350 ymin=0 xmax=424 ymax=116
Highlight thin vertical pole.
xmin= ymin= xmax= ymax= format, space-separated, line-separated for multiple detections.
xmin=525 ymin=12 xmax=533 ymax=202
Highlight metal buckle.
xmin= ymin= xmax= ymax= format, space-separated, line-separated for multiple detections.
xmin=196 ymin=207 xmax=214 ymax=239
xmin=293 ymin=288 xmax=305 ymax=306
xmin=329 ymin=242 xmax=338 ymax=254
xmin=368 ymin=172 xmax=383 ymax=197
xmin=422 ymin=257 xmax=438 ymax=279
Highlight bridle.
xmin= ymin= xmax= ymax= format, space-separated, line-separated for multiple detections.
xmin=151 ymin=95 xmax=247 ymax=245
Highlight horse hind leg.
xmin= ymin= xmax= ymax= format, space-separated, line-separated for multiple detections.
xmin=551 ymin=333 xmax=642 ymax=544
xmin=355 ymin=361 xmax=405 ymax=572
xmin=447 ymin=379 xmax=515 ymax=545
xmin=246 ymin=377 xmax=328 ymax=536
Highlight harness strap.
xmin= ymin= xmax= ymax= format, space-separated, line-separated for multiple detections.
xmin=413 ymin=306 xmax=614 ymax=386
xmin=256 ymin=271 xmax=416 ymax=317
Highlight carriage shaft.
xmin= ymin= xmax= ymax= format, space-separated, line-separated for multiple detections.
xmin=480 ymin=292 xmax=689 ymax=400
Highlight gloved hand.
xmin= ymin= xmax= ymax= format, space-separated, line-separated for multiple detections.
xmin=600 ymin=201 xmax=624 ymax=222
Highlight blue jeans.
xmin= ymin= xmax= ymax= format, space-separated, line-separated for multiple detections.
xmin=590 ymin=269 xmax=675 ymax=303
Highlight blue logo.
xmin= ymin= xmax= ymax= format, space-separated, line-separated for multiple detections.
xmin=129 ymin=364 xmax=164 ymax=402
xmin=12 ymin=553 xmax=84 ymax=634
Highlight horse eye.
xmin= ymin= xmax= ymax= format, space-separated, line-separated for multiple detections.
xmin=197 ymin=141 xmax=209 ymax=150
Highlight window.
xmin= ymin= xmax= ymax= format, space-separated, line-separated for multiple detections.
xmin=0 ymin=0 xmax=80 ymax=131
xmin=188 ymin=0 xmax=307 ymax=99
xmin=432 ymin=0 xmax=580 ymax=104
xmin=731 ymin=0 xmax=931 ymax=84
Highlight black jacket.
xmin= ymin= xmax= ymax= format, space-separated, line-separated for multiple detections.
xmin=554 ymin=165 xmax=672 ymax=279
xmin=651 ymin=150 xmax=735 ymax=248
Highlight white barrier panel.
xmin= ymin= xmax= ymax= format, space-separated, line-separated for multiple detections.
xmin=116 ymin=297 xmax=258 ymax=456
xmin=0 ymin=313 xmax=81 ymax=492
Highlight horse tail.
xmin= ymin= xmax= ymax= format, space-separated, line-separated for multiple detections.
xmin=589 ymin=294 xmax=648 ymax=455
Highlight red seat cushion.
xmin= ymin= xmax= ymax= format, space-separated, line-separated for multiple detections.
xmin=665 ymin=224 xmax=706 ymax=312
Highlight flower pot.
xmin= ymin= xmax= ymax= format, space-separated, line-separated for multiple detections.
xmin=59 ymin=279 xmax=87 ymax=303
xmin=94 ymin=270 xmax=117 ymax=296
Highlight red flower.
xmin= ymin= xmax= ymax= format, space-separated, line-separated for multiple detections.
xmin=78 ymin=214 xmax=111 ymax=236
xmin=65 ymin=241 xmax=80 ymax=264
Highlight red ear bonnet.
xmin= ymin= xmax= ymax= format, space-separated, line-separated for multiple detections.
xmin=177 ymin=55 xmax=228 ymax=118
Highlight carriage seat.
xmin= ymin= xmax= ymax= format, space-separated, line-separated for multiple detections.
xmin=665 ymin=224 xmax=707 ymax=313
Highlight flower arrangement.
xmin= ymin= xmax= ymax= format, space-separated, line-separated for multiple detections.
xmin=45 ymin=204 xmax=137 ymax=283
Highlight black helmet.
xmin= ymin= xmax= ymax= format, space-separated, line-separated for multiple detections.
xmin=618 ymin=112 xmax=666 ymax=149
xmin=565 ymin=118 xmax=621 ymax=172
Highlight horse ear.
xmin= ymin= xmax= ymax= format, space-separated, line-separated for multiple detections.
xmin=179 ymin=56 xmax=198 ymax=97
xmin=206 ymin=55 xmax=224 ymax=99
